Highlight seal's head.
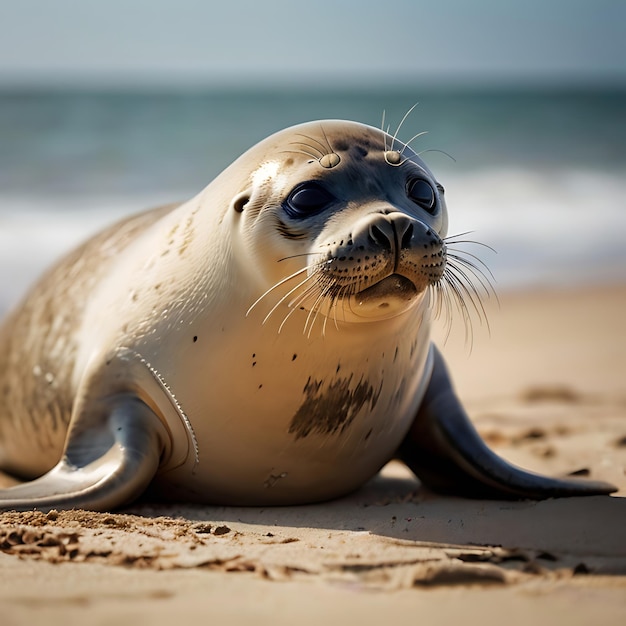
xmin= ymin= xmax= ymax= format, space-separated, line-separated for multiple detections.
xmin=230 ymin=120 xmax=448 ymax=328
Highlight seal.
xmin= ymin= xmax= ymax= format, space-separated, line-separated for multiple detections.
xmin=0 ymin=119 xmax=616 ymax=511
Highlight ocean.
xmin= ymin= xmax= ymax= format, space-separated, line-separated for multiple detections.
xmin=1 ymin=86 xmax=625 ymax=314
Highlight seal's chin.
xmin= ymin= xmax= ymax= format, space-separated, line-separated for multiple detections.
xmin=349 ymin=274 xmax=421 ymax=321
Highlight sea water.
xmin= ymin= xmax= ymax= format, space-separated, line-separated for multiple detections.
xmin=1 ymin=87 xmax=625 ymax=315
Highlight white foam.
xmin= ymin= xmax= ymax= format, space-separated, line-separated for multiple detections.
xmin=442 ymin=168 xmax=626 ymax=288
xmin=0 ymin=194 xmax=174 ymax=313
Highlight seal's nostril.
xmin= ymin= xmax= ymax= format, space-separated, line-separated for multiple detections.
xmin=400 ymin=223 xmax=414 ymax=249
xmin=368 ymin=224 xmax=392 ymax=251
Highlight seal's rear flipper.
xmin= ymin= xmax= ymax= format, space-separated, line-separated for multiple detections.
xmin=0 ymin=397 xmax=165 ymax=512
xmin=398 ymin=345 xmax=618 ymax=499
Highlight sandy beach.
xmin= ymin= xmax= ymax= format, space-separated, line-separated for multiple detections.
xmin=1 ymin=283 xmax=625 ymax=625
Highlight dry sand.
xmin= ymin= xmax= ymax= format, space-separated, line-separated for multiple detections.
xmin=1 ymin=284 xmax=625 ymax=625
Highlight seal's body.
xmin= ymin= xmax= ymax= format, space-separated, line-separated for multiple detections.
xmin=0 ymin=120 xmax=615 ymax=511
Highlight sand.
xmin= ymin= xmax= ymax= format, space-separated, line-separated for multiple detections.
xmin=1 ymin=283 xmax=625 ymax=625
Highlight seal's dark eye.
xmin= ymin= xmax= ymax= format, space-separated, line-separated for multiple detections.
xmin=407 ymin=178 xmax=437 ymax=214
xmin=284 ymin=182 xmax=335 ymax=219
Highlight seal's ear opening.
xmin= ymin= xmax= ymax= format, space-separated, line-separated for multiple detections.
xmin=232 ymin=191 xmax=251 ymax=213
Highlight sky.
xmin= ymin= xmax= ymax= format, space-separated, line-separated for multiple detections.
xmin=0 ymin=0 xmax=624 ymax=88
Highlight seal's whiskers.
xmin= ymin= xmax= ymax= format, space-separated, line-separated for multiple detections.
xmin=331 ymin=284 xmax=351 ymax=331
xmin=430 ymin=279 xmax=455 ymax=342
xmin=380 ymin=110 xmax=387 ymax=150
xmin=279 ymin=279 xmax=324 ymax=334
xmin=294 ymin=133 xmax=329 ymax=158
xmin=446 ymin=252 xmax=495 ymax=300
xmin=401 ymin=130 xmax=429 ymax=154
xmin=283 ymin=147 xmax=321 ymax=161
xmin=442 ymin=267 xmax=476 ymax=347
xmin=444 ymin=234 xmax=497 ymax=261
xmin=430 ymin=235 xmax=497 ymax=348
xmin=304 ymin=287 xmax=329 ymax=338
xmin=246 ymin=263 xmax=316 ymax=318
xmin=262 ymin=272 xmax=318 ymax=328
xmin=391 ymin=103 xmax=419 ymax=152
xmin=380 ymin=105 xmax=428 ymax=167
xmin=447 ymin=262 xmax=490 ymax=324
xmin=415 ymin=148 xmax=457 ymax=163
xmin=318 ymin=125 xmax=335 ymax=156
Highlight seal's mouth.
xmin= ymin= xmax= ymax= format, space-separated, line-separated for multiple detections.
xmin=355 ymin=274 xmax=418 ymax=307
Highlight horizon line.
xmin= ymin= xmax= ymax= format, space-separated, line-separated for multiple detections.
xmin=0 ymin=70 xmax=625 ymax=93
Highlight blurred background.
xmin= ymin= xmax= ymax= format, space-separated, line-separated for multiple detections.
xmin=0 ymin=0 xmax=625 ymax=314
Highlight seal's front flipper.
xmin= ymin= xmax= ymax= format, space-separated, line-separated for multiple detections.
xmin=0 ymin=396 xmax=166 ymax=512
xmin=398 ymin=345 xmax=617 ymax=499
